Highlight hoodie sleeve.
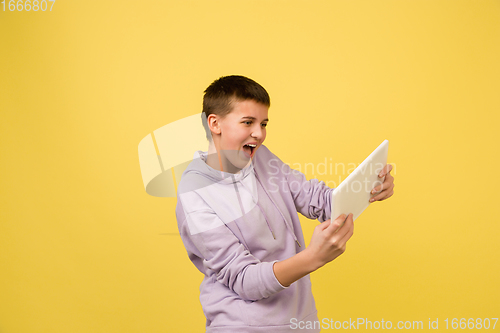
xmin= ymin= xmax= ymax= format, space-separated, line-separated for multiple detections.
xmin=176 ymin=192 xmax=287 ymax=302
xmin=281 ymin=160 xmax=334 ymax=222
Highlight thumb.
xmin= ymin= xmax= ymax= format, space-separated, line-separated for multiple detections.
xmin=316 ymin=219 xmax=332 ymax=232
xmin=326 ymin=214 xmax=347 ymax=234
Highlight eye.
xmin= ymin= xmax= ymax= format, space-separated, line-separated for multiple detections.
xmin=243 ymin=121 xmax=252 ymax=125
xmin=261 ymin=123 xmax=268 ymax=128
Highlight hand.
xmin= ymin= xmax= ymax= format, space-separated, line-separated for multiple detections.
xmin=370 ymin=164 xmax=395 ymax=202
xmin=306 ymin=213 xmax=354 ymax=270
xmin=272 ymin=214 xmax=354 ymax=287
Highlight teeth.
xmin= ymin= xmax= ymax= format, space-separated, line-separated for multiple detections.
xmin=246 ymin=144 xmax=257 ymax=148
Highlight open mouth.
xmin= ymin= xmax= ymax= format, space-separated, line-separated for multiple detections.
xmin=243 ymin=143 xmax=257 ymax=157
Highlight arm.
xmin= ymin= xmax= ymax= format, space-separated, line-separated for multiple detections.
xmin=257 ymin=146 xmax=333 ymax=221
xmin=273 ymin=213 xmax=354 ymax=287
xmin=281 ymin=161 xmax=334 ymax=222
xmin=274 ymin=164 xmax=394 ymax=286
xmin=177 ymin=192 xmax=286 ymax=301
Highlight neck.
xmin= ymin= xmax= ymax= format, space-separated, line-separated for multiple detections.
xmin=205 ymin=141 xmax=250 ymax=174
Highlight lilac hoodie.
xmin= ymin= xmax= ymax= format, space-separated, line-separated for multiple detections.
xmin=176 ymin=145 xmax=334 ymax=332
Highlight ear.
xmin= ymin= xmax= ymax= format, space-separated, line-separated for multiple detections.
xmin=207 ymin=114 xmax=221 ymax=135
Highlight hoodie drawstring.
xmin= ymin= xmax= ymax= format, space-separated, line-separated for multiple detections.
xmin=253 ymin=170 xmax=302 ymax=248
xmin=230 ymin=175 xmax=252 ymax=251
xmin=232 ymin=175 xmax=276 ymax=241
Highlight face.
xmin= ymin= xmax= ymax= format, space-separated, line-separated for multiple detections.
xmin=209 ymin=99 xmax=269 ymax=173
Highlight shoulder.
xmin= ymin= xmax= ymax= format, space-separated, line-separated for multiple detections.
xmin=254 ymin=145 xmax=294 ymax=176
xmin=177 ymin=171 xmax=209 ymax=195
xmin=176 ymin=154 xmax=214 ymax=195
xmin=254 ymin=145 xmax=284 ymax=169
xmin=254 ymin=144 xmax=276 ymax=159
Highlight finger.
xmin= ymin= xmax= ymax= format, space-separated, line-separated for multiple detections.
xmin=378 ymin=164 xmax=393 ymax=178
xmin=371 ymin=182 xmax=384 ymax=195
xmin=328 ymin=214 xmax=346 ymax=230
xmin=371 ymin=187 xmax=394 ymax=202
xmin=330 ymin=213 xmax=353 ymax=239
xmin=372 ymin=173 xmax=394 ymax=194
xmin=331 ymin=215 xmax=353 ymax=248
xmin=380 ymin=189 xmax=394 ymax=201
xmin=372 ymin=182 xmax=392 ymax=199
xmin=372 ymin=177 xmax=392 ymax=194
xmin=339 ymin=216 xmax=354 ymax=245
xmin=317 ymin=219 xmax=332 ymax=232
xmin=326 ymin=214 xmax=347 ymax=235
xmin=384 ymin=172 xmax=394 ymax=182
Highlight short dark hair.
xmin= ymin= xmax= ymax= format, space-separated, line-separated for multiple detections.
xmin=201 ymin=75 xmax=270 ymax=140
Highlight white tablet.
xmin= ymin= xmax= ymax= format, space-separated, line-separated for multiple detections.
xmin=331 ymin=140 xmax=389 ymax=222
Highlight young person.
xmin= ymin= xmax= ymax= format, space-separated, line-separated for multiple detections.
xmin=175 ymin=75 xmax=394 ymax=332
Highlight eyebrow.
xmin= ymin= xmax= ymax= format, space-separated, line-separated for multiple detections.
xmin=241 ymin=116 xmax=269 ymax=122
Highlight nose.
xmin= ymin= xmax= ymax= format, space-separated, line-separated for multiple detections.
xmin=251 ymin=124 xmax=264 ymax=140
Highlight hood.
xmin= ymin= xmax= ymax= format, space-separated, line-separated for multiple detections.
xmin=183 ymin=150 xmax=254 ymax=183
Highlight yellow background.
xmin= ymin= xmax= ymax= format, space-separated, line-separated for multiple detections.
xmin=1 ymin=1 xmax=499 ymax=332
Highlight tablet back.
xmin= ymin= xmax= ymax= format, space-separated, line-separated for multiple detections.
xmin=331 ymin=140 xmax=389 ymax=222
